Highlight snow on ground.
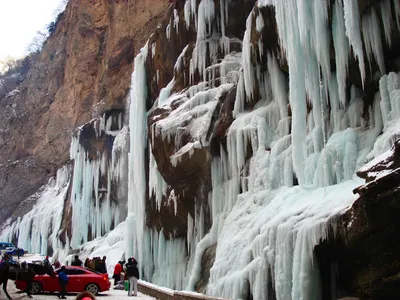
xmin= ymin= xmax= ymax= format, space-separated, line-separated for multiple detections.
xmin=5 ymin=281 xmax=156 ymax=300
xmin=16 ymin=253 xmax=47 ymax=263
xmin=54 ymin=221 xmax=126 ymax=277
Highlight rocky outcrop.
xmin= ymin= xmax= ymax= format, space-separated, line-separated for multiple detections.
xmin=357 ymin=140 xmax=400 ymax=183
xmin=143 ymin=0 xmax=255 ymax=238
xmin=195 ymin=244 xmax=217 ymax=294
xmin=316 ymin=141 xmax=400 ymax=300
xmin=0 ymin=0 xmax=170 ymax=224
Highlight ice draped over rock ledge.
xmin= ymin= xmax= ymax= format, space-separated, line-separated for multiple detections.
xmin=2 ymin=0 xmax=400 ymax=299
xmin=140 ymin=0 xmax=400 ymax=299
xmin=0 ymin=112 xmax=129 ymax=256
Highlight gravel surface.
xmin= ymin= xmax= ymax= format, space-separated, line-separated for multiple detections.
xmin=2 ymin=281 xmax=155 ymax=300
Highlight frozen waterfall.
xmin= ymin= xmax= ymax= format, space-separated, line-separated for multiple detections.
xmin=2 ymin=1 xmax=400 ymax=300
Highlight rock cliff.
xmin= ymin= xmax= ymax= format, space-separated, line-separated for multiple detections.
xmin=0 ymin=0 xmax=169 ymax=224
xmin=316 ymin=141 xmax=400 ymax=299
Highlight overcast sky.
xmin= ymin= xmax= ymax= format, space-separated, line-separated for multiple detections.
xmin=0 ymin=0 xmax=65 ymax=62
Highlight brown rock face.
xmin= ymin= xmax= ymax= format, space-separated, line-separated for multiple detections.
xmin=316 ymin=141 xmax=400 ymax=300
xmin=0 ymin=0 xmax=170 ymax=224
xmin=195 ymin=244 xmax=217 ymax=294
xmin=143 ymin=0 xmax=256 ymax=239
xmin=356 ymin=140 xmax=400 ymax=183
xmin=147 ymin=101 xmax=214 ymax=238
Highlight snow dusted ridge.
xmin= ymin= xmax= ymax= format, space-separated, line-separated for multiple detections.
xmin=2 ymin=1 xmax=400 ymax=300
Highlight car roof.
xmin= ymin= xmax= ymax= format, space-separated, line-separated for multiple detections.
xmin=56 ymin=266 xmax=102 ymax=274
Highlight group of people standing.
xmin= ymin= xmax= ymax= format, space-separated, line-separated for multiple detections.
xmin=112 ymin=257 xmax=140 ymax=297
xmin=69 ymin=255 xmax=107 ymax=274
xmin=56 ymin=254 xmax=107 ymax=299
xmin=42 ymin=253 xmax=139 ymax=298
xmin=0 ymin=253 xmax=17 ymax=265
xmin=72 ymin=254 xmax=139 ymax=297
xmin=83 ymin=256 xmax=108 ymax=274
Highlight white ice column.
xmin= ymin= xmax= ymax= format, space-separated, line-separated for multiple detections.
xmin=127 ymin=43 xmax=149 ymax=269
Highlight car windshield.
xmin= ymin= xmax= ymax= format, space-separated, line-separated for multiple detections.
xmin=0 ymin=243 xmax=15 ymax=249
xmin=84 ymin=268 xmax=102 ymax=274
xmin=54 ymin=267 xmax=104 ymax=276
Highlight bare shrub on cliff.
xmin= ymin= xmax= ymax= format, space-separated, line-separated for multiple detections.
xmin=0 ymin=55 xmax=34 ymax=78
xmin=26 ymin=31 xmax=48 ymax=54
xmin=26 ymin=0 xmax=69 ymax=53
xmin=0 ymin=56 xmax=18 ymax=74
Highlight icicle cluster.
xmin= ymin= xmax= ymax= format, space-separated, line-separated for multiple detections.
xmin=149 ymin=144 xmax=168 ymax=211
xmin=144 ymin=228 xmax=188 ymax=290
xmin=126 ymin=0 xmax=400 ymax=298
xmin=0 ymin=167 xmax=70 ymax=254
xmin=69 ymin=113 xmax=127 ymax=249
xmin=185 ymin=0 xmax=232 ymax=83
xmin=200 ymin=1 xmax=400 ymax=299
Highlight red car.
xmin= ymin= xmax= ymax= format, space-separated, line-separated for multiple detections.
xmin=15 ymin=266 xmax=111 ymax=295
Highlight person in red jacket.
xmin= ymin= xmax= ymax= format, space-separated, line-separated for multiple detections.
xmin=52 ymin=260 xmax=61 ymax=269
xmin=112 ymin=261 xmax=124 ymax=286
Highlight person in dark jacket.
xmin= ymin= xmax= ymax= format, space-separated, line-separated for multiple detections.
xmin=71 ymin=255 xmax=83 ymax=266
xmin=57 ymin=266 xmax=69 ymax=299
xmin=125 ymin=257 xmax=139 ymax=296
xmin=84 ymin=258 xmax=90 ymax=268
xmin=97 ymin=256 xmax=107 ymax=274
xmin=43 ymin=255 xmax=50 ymax=266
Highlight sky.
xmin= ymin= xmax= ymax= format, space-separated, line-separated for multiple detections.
xmin=0 ymin=0 xmax=65 ymax=62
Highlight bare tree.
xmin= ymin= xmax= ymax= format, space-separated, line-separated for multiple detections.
xmin=0 ymin=56 xmax=18 ymax=74
xmin=52 ymin=0 xmax=69 ymax=19
xmin=26 ymin=31 xmax=48 ymax=54
xmin=25 ymin=0 xmax=69 ymax=55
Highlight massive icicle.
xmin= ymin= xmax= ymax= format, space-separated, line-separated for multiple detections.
xmin=362 ymin=7 xmax=385 ymax=76
xmin=343 ymin=0 xmax=366 ymax=86
xmin=332 ymin=0 xmax=349 ymax=106
xmin=127 ymin=43 xmax=149 ymax=268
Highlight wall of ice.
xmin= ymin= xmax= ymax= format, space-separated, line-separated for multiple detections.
xmin=69 ymin=113 xmax=128 ymax=249
xmin=128 ymin=0 xmax=400 ymax=299
xmin=0 ymin=166 xmax=70 ymax=254
xmin=0 ymin=112 xmax=129 ymax=257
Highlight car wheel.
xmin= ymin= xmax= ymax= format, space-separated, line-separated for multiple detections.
xmin=85 ymin=283 xmax=99 ymax=295
xmin=29 ymin=281 xmax=42 ymax=294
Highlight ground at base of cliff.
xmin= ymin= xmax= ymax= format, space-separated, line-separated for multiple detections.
xmin=4 ymin=281 xmax=156 ymax=300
